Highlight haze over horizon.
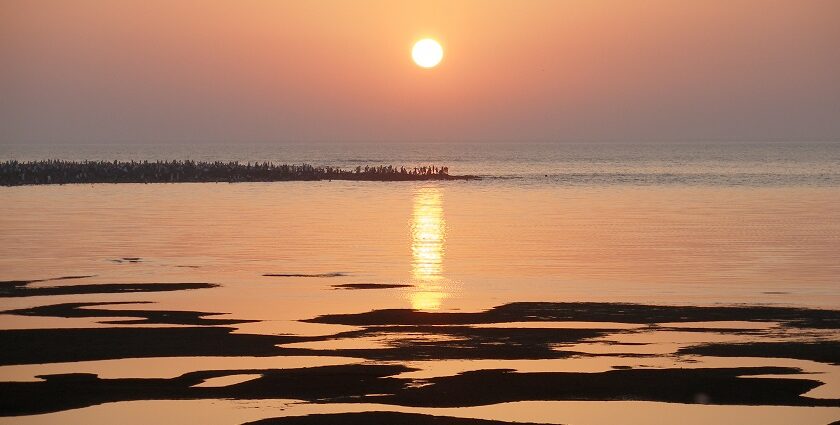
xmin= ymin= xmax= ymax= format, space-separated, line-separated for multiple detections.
xmin=2 ymin=0 xmax=839 ymax=145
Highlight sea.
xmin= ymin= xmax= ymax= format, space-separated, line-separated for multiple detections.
xmin=0 ymin=142 xmax=838 ymax=424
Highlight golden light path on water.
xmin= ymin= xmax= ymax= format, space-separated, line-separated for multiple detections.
xmin=409 ymin=186 xmax=448 ymax=310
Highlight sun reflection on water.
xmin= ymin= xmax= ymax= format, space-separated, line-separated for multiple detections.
xmin=410 ymin=187 xmax=447 ymax=310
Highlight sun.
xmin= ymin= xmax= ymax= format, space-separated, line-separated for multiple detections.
xmin=412 ymin=39 xmax=444 ymax=69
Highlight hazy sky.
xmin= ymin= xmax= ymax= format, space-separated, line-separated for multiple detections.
xmin=2 ymin=0 xmax=839 ymax=144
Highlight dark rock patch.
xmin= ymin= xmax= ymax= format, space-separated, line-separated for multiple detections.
xmin=4 ymin=302 xmax=256 ymax=326
xmin=332 ymin=283 xmax=414 ymax=290
xmin=0 ymin=281 xmax=217 ymax=298
xmin=0 ymin=365 xmax=834 ymax=417
xmin=0 ymin=364 xmax=409 ymax=416
xmin=305 ymin=302 xmax=840 ymax=329
xmin=111 ymin=257 xmax=142 ymax=264
xmin=279 ymin=325 xmax=609 ymax=361
xmin=369 ymin=367 xmax=834 ymax=408
xmin=30 ymin=275 xmax=97 ymax=283
xmin=0 ymin=160 xmax=476 ymax=186
xmin=0 ymin=327 xmax=295 ymax=366
xmin=245 ymin=412 xmax=554 ymax=425
xmin=679 ymin=341 xmax=840 ymax=365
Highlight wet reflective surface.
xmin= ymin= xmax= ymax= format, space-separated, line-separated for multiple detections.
xmin=410 ymin=187 xmax=449 ymax=311
xmin=1 ymin=144 xmax=839 ymax=423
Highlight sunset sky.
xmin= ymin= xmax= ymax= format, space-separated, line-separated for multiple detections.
xmin=2 ymin=0 xmax=839 ymax=144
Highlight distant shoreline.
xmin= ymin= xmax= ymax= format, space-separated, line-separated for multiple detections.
xmin=0 ymin=160 xmax=478 ymax=186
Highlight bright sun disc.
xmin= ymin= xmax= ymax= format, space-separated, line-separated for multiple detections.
xmin=412 ymin=39 xmax=443 ymax=68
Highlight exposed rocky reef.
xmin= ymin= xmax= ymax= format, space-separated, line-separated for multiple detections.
xmin=0 ymin=280 xmax=216 ymax=298
xmin=0 ymin=365 xmax=834 ymax=416
xmin=1 ymin=160 xmax=477 ymax=185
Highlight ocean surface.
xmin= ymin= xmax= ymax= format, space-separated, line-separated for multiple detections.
xmin=2 ymin=142 xmax=839 ymax=306
xmin=1 ymin=142 xmax=838 ymax=424
xmin=4 ymin=142 xmax=840 ymax=186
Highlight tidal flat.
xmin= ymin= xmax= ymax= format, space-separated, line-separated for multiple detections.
xmin=1 ymin=177 xmax=839 ymax=424
xmin=1 ymin=277 xmax=838 ymax=417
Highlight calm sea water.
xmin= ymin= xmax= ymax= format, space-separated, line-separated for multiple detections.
xmin=3 ymin=142 xmax=840 ymax=186
xmin=1 ymin=143 xmax=839 ymax=424
xmin=1 ymin=142 xmax=839 ymax=307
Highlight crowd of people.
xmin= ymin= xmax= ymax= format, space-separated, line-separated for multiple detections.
xmin=0 ymin=160 xmax=464 ymax=185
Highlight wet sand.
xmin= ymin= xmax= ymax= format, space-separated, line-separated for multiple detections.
xmin=0 ymin=279 xmax=838 ymax=418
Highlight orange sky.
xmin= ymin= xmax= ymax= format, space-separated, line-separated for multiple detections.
xmin=2 ymin=0 xmax=839 ymax=143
